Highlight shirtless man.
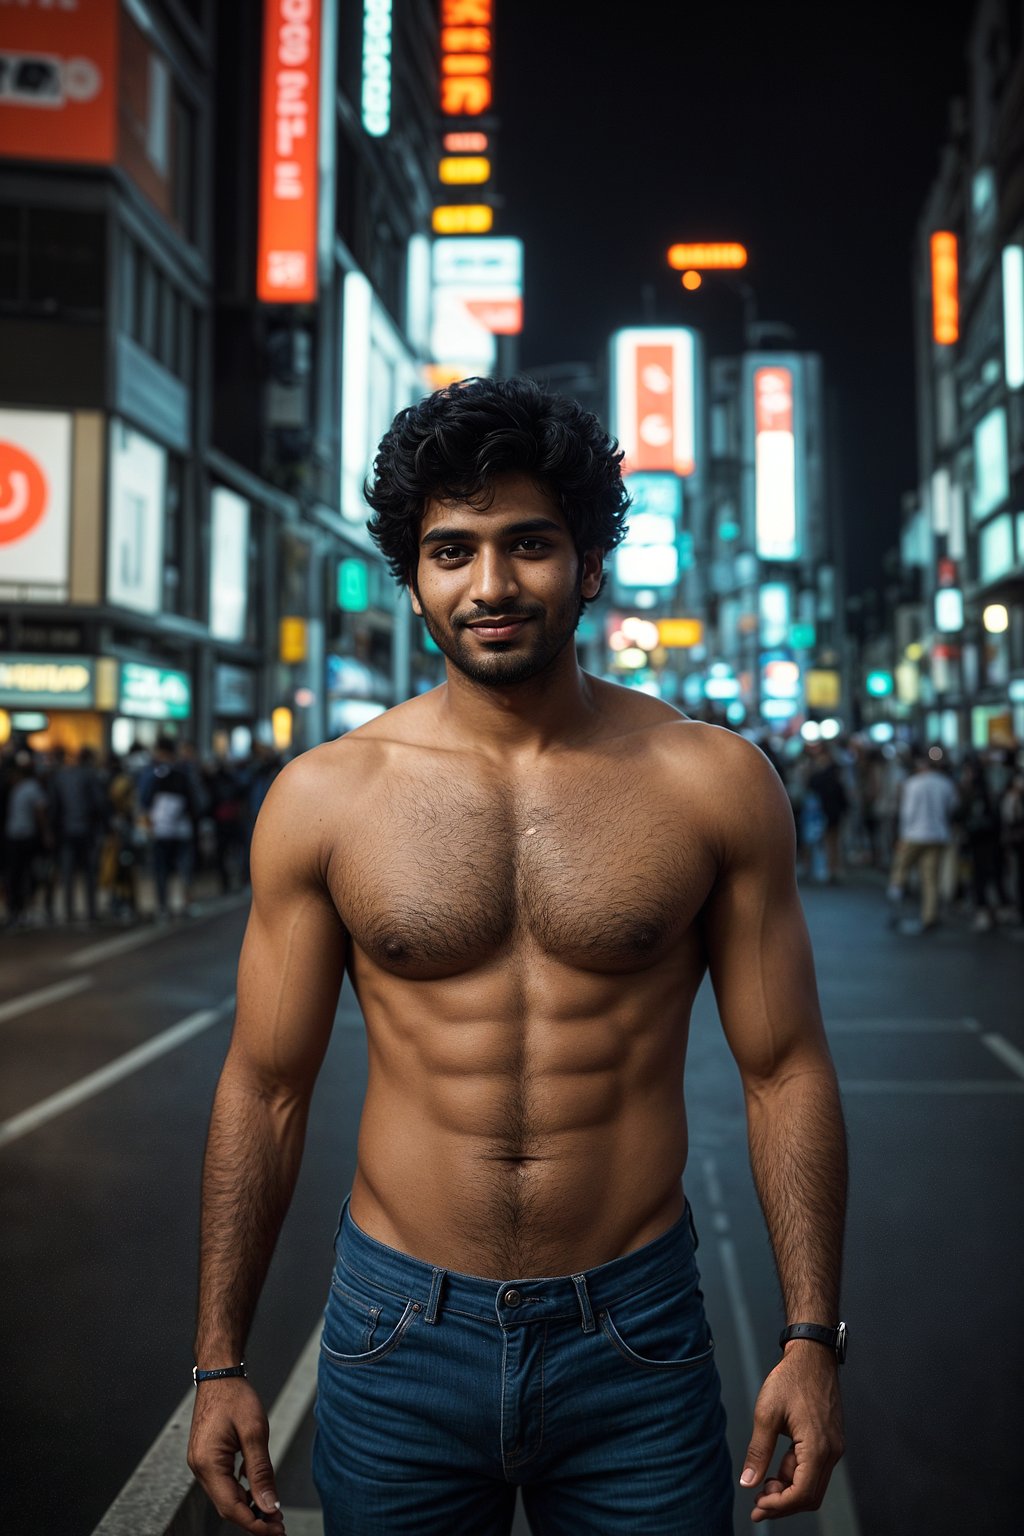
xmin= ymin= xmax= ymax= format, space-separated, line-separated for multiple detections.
xmin=188 ymin=377 xmax=847 ymax=1535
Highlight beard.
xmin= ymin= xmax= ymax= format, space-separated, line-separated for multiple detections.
xmin=418 ymin=576 xmax=585 ymax=688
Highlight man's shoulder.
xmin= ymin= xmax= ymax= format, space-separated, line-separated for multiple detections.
xmin=649 ymin=717 xmax=783 ymax=787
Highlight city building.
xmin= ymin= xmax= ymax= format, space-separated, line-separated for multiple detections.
xmin=1 ymin=0 xmax=521 ymax=759
xmin=894 ymin=0 xmax=1024 ymax=750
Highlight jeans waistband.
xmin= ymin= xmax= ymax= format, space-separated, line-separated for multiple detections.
xmin=334 ymin=1194 xmax=698 ymax=1331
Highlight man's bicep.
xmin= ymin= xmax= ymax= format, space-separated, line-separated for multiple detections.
xmin=229 ymin=767 xmax=348 ymax=1093
xmin=702 ymin=762 xmax=827 ymax=1082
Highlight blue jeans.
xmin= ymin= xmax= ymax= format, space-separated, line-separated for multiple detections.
xmin=312 ymin=1197 xmax=733 ymax=1534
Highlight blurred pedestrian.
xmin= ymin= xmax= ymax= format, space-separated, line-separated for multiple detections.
xmin=51 ymin=745 xmax=107 ymax=925
xmin=955 ymin=757 xmax=1002 ymax=931
xmin=887 ymin=749 xmax=958 ymax=933
xmin=807 ymin=749 xmax=849 ymax=883
xmin=139 ymin=736 xmax=199 ymax=920
xmin=856 ymin=747 xmax=886 ymax=868
xmin=98 ymin=754 xmax=139 ymax=922
xmin=1000 ymin=764 xmax=1024 ymax=926
xmin=206 ymin=758 xmax=246 ymax=894
xmin=3 ymin=752 xmax=50 ymax=930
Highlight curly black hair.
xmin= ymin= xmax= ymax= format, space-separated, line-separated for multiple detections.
xmin=365 ymin=376 xmax=630 ymax=605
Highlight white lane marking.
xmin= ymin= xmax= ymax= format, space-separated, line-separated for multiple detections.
xmin=702 ymin=1162 xmax=861 ymax=1535
xmin=825 ymin=1017 xmax=980 ymax=1033
xmin=0 ymin=997 xmax=234 ymax=1149
xmin=840 ymin=1080 xmax=1024 ymax=1094
xmin=818 ymin=1462 xmax=862 ymax=1536
xmin=66 ymin=894 xmax=249 ymax=968
xmin=701 ymin=1153 xmax=725 ymax=1210
xmin=0 ymin=974 xmax=93 ymax=1025
xmin=91 ymin=1316 xmax=322 ymax=1536
xmin=715 ymin=1233 xmax=763 ymax=1409
xmin=267 ymin=1319 xmax=323 ymax=1463
xmin=980 ymin=1033 xmax=1024 ymax=1082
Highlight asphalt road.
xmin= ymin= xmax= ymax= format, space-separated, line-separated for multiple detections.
xmin=1 ymin=877 xmax=1021 ymax=1536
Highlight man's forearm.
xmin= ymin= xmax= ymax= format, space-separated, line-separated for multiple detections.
xmin=746 ymin=1060 xmax=847 ymax=1322
xmin=194 ymin=1065 xmax=310 ymax=1362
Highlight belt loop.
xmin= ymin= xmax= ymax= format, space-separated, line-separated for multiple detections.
xmin=425 ymin=1267 xmax=446 ymax=1324
xmin=571 ymin=1273 xmax=596 ymax=1333
xmin=686 ymin=1200 xmax=700 ymax=1253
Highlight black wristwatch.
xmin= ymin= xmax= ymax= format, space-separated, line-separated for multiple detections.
xmin=778 ymin=1322 xmax=847 ymax=1364
xmin=193 ymin=1361 xmax=247 ymax=1385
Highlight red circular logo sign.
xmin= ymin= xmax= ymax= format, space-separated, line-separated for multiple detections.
xmin=0 ymin=440 xmax=49 ymax=545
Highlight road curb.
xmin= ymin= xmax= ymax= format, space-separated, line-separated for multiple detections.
xmin=91 ymin=1323 xmax=322 ymax=1536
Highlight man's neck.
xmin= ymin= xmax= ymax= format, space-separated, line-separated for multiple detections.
xmin=437 ymin=650 xmax=601 ymax=760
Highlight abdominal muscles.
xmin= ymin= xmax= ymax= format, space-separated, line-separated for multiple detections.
xmin=351 ymin=949 xmax=697 ymax=1278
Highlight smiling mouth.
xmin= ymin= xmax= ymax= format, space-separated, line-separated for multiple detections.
xmin=466 ymin=618 xmax=532 ymax=640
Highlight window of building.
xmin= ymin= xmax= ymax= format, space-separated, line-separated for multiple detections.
xmin=0 ymin=206 xmax=20 ymax=303
xmin=0 ymin=208 xmax=106 ymax=317
xmin=164 ymin=455 xmax=186 ymax=614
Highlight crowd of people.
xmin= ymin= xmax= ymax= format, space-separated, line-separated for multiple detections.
xmin=0 ymin=736 xmax=284 ymax=932
xmin=759 ymin=733 xmax=1024 ymax=935
xmin=3 ymin=726 xmax=1023 ymax=939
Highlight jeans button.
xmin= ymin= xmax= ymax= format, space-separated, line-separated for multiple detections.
xmin=504 ymin=1288 xmax=522 ymax=1307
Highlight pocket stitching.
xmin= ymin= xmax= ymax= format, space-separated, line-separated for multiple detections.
xmin=320 ymin=1298 xmax=418 ymax=1367
xmin=599 ymin=1308 xmax=715 ymax=1371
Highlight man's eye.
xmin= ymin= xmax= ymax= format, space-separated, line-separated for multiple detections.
xmin=436 ymin=547 xmax=466 ymax=561
xmin=516 ymin=539 xmax=547 ymax=552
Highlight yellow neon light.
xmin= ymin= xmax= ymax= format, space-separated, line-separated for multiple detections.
xmin=439 ymin=155 xmax=491 ymax=185
xmin=667 ymin=242 xmax=748 ymax=271
xmin=681 ymin=270 xmax=702 ymax=290
xmin=432 ymin=204 xmax=493 ymax=234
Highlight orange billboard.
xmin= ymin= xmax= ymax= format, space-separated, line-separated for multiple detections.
xmin=0 ymin=0 xmax=118 ymax=164
xmin=257 ymin=0 xmax=322 ymax=304
xmin=611 ymin=329 xmax=697 ymax=478
xmin=930 ymin=231 xmax=959 ymax=345
xmin=440 ymin=0 xmax=493 ymax=117
xmin=667 ymin=242 xmax=747 ymax=271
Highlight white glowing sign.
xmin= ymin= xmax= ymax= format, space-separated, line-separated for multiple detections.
xmin=754 ymin=366 xmax=798 ymax=560
xmin=973 ymin=406 xmax=1009 ymax=520
xmin=209 ymin=487 xmax=250 ymax=642
xmin=1003 ymin=245 xmax=1024 ymax=390
xmin=934 ymin=587 xmax=964 ymax=632
xmin=430 ymin=237 xmax=524 ymax=377
xmin=362 ymin=0 xmax=394 ymax=136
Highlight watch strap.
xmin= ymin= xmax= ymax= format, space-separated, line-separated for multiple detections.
xmin=779 ymin=1321 xmax=847 ymax=1363
xmin=193 ymin=1361 xmax=247 ymax=1385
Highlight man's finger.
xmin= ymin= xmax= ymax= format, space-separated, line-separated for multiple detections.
xmin=751 ymin=1448 xmax=827 ymax=1521
xmin=192 ymin=1463 xmax=277 ymax=1535
xmin=740 ymin=1399 xmax=783 ymax=1489
xmin=239 ymin=1432 xmax=282 ymax=1520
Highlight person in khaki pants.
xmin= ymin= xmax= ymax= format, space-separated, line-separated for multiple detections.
xmin=887 ymin=749 xmax=959 ymax=931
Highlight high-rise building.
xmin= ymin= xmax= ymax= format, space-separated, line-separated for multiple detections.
xmin=1 ymin=0 xmax=513 ymax=757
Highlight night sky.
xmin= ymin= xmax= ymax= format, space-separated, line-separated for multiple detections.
xmin=495 ymin=1 xmax=978 ymax=598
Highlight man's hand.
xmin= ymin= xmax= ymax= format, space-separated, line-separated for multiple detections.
xmin=187 ymin=1379 xmax=286 ymax=1534
xmin=739 ymin=1344 xmax=845 ymax=1522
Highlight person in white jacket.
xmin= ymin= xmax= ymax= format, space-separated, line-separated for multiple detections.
xmin=886 ymin=750 xmax=960 ymax=931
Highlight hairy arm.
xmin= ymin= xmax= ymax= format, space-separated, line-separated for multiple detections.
xmin=700 ymin=733 xmax=846 ymax=1521
xmin=189 ymin=753 xmax=347 ymax=1533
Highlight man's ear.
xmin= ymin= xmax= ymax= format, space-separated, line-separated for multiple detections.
xmin=408 ymin=581 xmax=423 ymax=617
xmin=581 ymin=549 xmax=603 ymax=602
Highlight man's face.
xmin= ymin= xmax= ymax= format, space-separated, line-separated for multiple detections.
xmin=410 ymin=474 xmax=603 ymax=688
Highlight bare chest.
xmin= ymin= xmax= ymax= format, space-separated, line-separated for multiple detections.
xmin=331 ymin=766 xmax=715 ymax=977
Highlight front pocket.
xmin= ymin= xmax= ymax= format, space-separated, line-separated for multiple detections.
xmin=320 ymin=1274 xmax=419 ymax=1367
xmin=598 ymin=1295 xmax=716 ymax=1371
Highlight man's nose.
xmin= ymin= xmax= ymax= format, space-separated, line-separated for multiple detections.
xmin=469 ymin=548 xmax=519 ymax=607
